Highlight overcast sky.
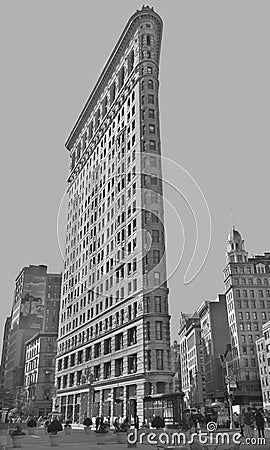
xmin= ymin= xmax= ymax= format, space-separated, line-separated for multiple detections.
xmin=1 ymin=0 xmax=269 ymax=353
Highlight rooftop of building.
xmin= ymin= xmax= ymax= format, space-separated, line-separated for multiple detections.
xmin=65 ymin=5 xmax=163 ymax=151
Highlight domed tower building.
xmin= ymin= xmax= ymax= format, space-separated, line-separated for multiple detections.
xmin=226 ymin=227 xmax=248 ymax=264
xmin=224 ymin=227 xmax=270 ymax=408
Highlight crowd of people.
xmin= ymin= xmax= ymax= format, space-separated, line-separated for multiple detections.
xmin=182 ymin=407 xmax=268 ymax=439
xmin=238 ymin=407 xmax=266 ymax=439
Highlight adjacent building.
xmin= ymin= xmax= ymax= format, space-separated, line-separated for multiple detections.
xmin=55 ymin=6 xmax=177 ymax=426
xmin=256 ymin=320 xmax=270 ymax=410
xmin=0 ymin=317 xmax=11 ymax=391
xmin=197 ymin=294 xmax=230 ymax=404
xmin=23 ymin=331 xmax=58 ymax=417
xmin=171 ymin=340 xmax=181 ymax=393
xmin=223 ymin=227 xmax=270 ymax=407
xmin=0 ymin=317 xmax=12 ymax=408
xmin=179 ymin=313 xmax=206 ymax=411
xmin=4 ymin=265 xmax=61 ymax=399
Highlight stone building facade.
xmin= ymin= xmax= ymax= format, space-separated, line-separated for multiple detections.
xmin=4 ymin=265 xmax=61 ymax=401
xmin=55 ymin=6 xmax=176 ymax=425
xmin=179 ymin=313 xmax=206 ymax=411
xmin=223 ymin=227 xmax=270 ymax=407
xmin=256 ymin=320 xmax=270 ymax=410
xmin=197 ymin=294 xmax=230 ymax=403
xmin=24 ymin=332 xmax=58 ymax=417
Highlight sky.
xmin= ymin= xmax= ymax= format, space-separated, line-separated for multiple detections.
xmin=0 ymin=0 xmax=270 ymax=353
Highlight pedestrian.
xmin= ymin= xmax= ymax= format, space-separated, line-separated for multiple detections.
xmin=96 ymin=416 xmax=100 ymax=430
xmin=124 ymin=416 xmax=130 ymax=429
xmin=243 ymin=407 xmax=254 ymax=438
xmin=134 ymin=415 xmax=139 ymax=430
xmin=113 ymin=418 xmax=120 ymax=430
xmin=239 ymin=410 xmax=245 ymax=437
xmin=255 ymin=409 xmax=265 ymax=439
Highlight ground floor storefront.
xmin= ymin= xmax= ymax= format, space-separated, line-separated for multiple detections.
xmin=55 ymin=382 xmax=184 ymax=427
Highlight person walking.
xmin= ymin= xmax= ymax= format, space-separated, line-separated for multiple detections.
xmin=134 ymin=415 xmax=139 ymax=431
xmin=255 ymin=409 xmax=265 ymax=439
xmin=243 ymin=407 xmax=254 ymax=438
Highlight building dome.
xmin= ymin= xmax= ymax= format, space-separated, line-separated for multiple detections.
xmin=228 ymin=227 xmax=242 ymax=242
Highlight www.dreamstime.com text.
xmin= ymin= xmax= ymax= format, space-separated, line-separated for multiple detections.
xmin=127 ymin=429 xmax=266 ymax=446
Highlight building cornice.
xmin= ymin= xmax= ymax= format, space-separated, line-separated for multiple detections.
xmin=65 ymin=6 xmax=163 ymax=151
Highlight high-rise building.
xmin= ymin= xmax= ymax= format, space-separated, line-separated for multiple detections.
xmin=256 ymin=320 xmax=270 ymax=410
xmin=5 ymin=265 xmax=62 ymax=393
xmin=223 ymin=227 xmax=270 ymax=406
xmin=55 ymin=6 xmax=177 ymax=425
xmin=197 ymin=294 xmax=230 ymax=404
xmin=179 ymin=313 xmax=206 ymax=411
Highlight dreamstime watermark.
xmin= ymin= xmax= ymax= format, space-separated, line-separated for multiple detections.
xmin=127 ymin=422 xmax=266 ymax=446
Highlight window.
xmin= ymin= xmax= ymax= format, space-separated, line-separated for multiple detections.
xmin=146 ymin=322 xmax=151 ymax=340
xmin=156 ymin=350 xmax=164 ymax=370
xmin=148 ymin=94 xmax=154 ymax=104
xmin=152 ymin=230 xmax=160 ymax=243
xmin=153 ymin=250 xmax=160 ymax=264
xmin=127 ymin=327 xmax=137 ymax=346
xmin=115 ymin=333 xmax=123 ymax=351
xmin=149 ymin=140 xmax=156 ymax=151
xmin=94 ymin=343 xmax=101 ymax=358
xmin=78 ymin=350 xmax=83 ymax=364
xmin=85 ymin=347 xmax=91 ymax=362
xmin=146 ymin=350 xmax=151 ymax=370
xmin=104 ymin=362 xmax=111 ymax=379
xmin=154 ymin=272 xmax=160 ymax=285
xmin=149 ymin=124 xmax=155 ymax=134
xmin=154 ymin=296 xmax=162 ymax=313
xmin=128 ymin=354 xmax=137 ymax=374
xmin=149 ymin=109 xmax=155 ymax=119
xmin=155 ymin=321 xmax=163 ymax=340
xmin=147 ymin=66 xmax=153 ymax=74
xmin=148 ymin=80 xmax=154 ymax=89
xmin=104 ymin=338 xmax=111 ymax=355
xmin=94 ymin=365 xmax=101 ymax=381
xmin=115 ymin=358 xmax=123 ymax=377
